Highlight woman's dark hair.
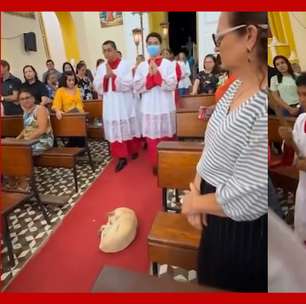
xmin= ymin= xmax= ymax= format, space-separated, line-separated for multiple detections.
xmin=296 ymin=72 xmax=306 ymax=87
xmin=273 ymin=55 xmax=295 ymax=83
xmin=229 ymin=12 xmax=267 ymax=67
xmin=96 ymin=58 xmax=104 ymax=68
xmin=23 ymin=65 xmax=39 ymax=82
xmin=59 ymin=71 xmax=78 ymax=88
xmin=146 ymin=32 xmax=162 ymax=44
xmin=76 ymin=62 xmax=86 ymax=74
xmin=204 ymin=54 xmax=219 ymax=74
xmin=62 ymin=62 xmax=75 ymax=74
xmin=17 ymin=87 xmax=35 ymax=100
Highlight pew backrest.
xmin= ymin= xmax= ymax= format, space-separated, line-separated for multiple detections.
xmin=176 ymin=109 xmax=207 ymax=139
xmin=157 ymin=141 xmax=203 ymax=190
xmin=2 ymin=142 xmax=33 ymax=177
xmin=1 ymin=115 xmax=23 ymax=138
xmin=179 ymin=94 xmax=215 ymax=110
xmin=83 ymin=99 xmax=103 ymax=120
xmin=50 ymin=113 xmax=88 ymax=137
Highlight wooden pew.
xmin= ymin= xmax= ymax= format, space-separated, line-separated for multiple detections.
xmin=83 ymin=99 xmax=104 ymax=139
xmin=157 ymin=141 xmax=203 ymax=211
xmin=34 ymin=113 xmax=94 ymax=192
xmin=1 ymin=115 xmax=23 ymax=138
xmin=179 ymin=94 xmax=215 ymax=110
xmin=176 ymin=109 xmax=207 ymax=139
xmin=92 ymin=265 xmax=223 ymax=292
xmin=148 ymin=211 xmax=201 ymax=275
xmin=83 ymin=99 xmax=103 ymax=120
xmin=2 ymin=139 xmax=50 ymax=267
xmin=270 ymin=166 xmax=299 ymax=194
xmin=268 ymin=115 xmax=296 ymax=144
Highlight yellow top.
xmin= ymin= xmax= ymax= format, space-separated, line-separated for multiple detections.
xmin=52 ymin=87 xmax=84 ymax=113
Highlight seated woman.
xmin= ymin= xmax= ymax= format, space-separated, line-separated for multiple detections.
xmin=270 ymin=55 xmax=300 ymax=117
xmin=76 ymin=61 xmax=95 ymax=101
xmin=8 ymin=88 xmax=54 ymax=191
xmin=17 ymin=88 xmax=54 ymax=154
xmin=52 ymin=71 xmax=84 ymax=120
xmin=52 ymin=71 xmax=85 ymax=147
xmin=191 ymin=54 xmax=220 ymax=95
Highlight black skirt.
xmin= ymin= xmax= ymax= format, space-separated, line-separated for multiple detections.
xmin=197 ymin=179 xmax=267 ymax=292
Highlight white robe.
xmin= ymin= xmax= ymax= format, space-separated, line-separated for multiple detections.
xmin=133 ymin=58 xmax=177 ymax=139
xmin=94 ymin=60 xmax=140 ymax=143
xmin=177 ymin=61 xmax=192 ymax=89
xmin=268 ymin=209 xmax=306 ymax=292
xmin=292 ymin=113 xmax=306 ymax=241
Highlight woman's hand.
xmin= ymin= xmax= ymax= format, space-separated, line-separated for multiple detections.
xmin=186 ymin=214 xmax=205 ymax=230
xmin=287 ymin=106 xmax=299 ymax=116
xmin=56 ymin=110 xmax=63 ymax=120
xmin=182 ymin=182 xmax=208 ymax=229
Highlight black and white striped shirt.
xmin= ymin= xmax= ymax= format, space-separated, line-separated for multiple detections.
xmin=197 ymin=80 xmax=268 ymax=221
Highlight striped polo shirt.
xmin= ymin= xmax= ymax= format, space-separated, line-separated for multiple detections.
xmin=197 ymin=79 xmax=268 ymax=221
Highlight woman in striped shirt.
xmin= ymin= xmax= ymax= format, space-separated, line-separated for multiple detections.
xmin=182 ymin=12 xmax=268 ymax=291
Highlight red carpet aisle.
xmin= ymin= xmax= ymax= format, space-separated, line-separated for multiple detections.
xmin=5 ymin=151 xmax=162 ymax=292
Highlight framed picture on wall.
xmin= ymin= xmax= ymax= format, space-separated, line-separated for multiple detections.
xmin=6 ymin=12 xmax=35 ymax=19
xmin=99 ymin=12 xmax=123 ymax=28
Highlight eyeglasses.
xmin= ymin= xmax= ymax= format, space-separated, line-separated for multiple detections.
xmin=212 ymin=25 xmax=247 ymax=47
xmin=212 ymin=24 xmax=268 ymax=47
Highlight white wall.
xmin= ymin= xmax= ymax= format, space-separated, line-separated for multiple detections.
xmin=72 ymin=12 xmax=126 ymax=72
xmin=289 ymin=12 xmax=306 ymax=70
xmin=1 ymin=12 xmax=47 ymax=80
xmin=197 ymin=12 xmax=220 ymax=70
xmin=122 ymin=12 xmax=150 ymax=62
xmin=41 ymin=12 xmax=66 ymax=71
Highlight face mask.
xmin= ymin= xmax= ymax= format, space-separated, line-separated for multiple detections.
xmin=147 ymin=45 xmax=160 ymax=57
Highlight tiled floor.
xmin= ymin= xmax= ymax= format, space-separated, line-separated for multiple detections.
xmin=1 ymin=140 xmax=111 ymax=289
xmin=1 ymin=140 xmax=294 ymax=289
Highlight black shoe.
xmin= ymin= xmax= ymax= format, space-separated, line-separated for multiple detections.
xmin=131 ymin=153 xmax=138 ymax=160
xmin=115 ymin=158 xmax=127 ymax=172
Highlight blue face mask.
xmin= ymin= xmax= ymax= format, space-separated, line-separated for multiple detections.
xmin=147 ymin=45 xmax=160 ymax=57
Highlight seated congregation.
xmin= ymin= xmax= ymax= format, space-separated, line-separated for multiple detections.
xmin=1 ymin=11 xmax=288 ymax=292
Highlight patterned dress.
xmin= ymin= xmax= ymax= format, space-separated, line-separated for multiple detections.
xmin=23 ymin=105 xmax=54 ymax=155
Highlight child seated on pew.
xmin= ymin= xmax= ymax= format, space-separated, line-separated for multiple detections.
xmin=7 ymin=88 xmax=54 ymax=191
xmin=279 ymin=72 xmax=306 ymax=244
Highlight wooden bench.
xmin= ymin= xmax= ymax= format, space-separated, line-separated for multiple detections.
xmin=179 ymin=94 xmax=215 ymax=110
xmin=176 ymin=109 xmax=208 ymax=139
xmin=92 ymin=265 xmax=221 ymax=292
xmin=148 ymin=212 xmax=201 ymax=275
xmin=1 ymin=115 xmax=23 ymax=138
xmin=268 ymin=115 xmax=296 ymax=144
xmin=34 ymin=113 xmax=94 ymax=192
xmin=83 ymin=99 xmax=104 ymax=139
xmin=157 ymin=141 xmax=203 ymax=211
xmin=270 ymin=165 xmax=299 ymax=194
xmin=2 ymin=140 xmax=50 ymax=267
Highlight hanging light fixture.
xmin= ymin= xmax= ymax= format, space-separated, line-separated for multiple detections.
xmin=160 ymin=22 xmax=169 ymax=37
xmin=132 ymin=28 xmax=142 ymax=55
